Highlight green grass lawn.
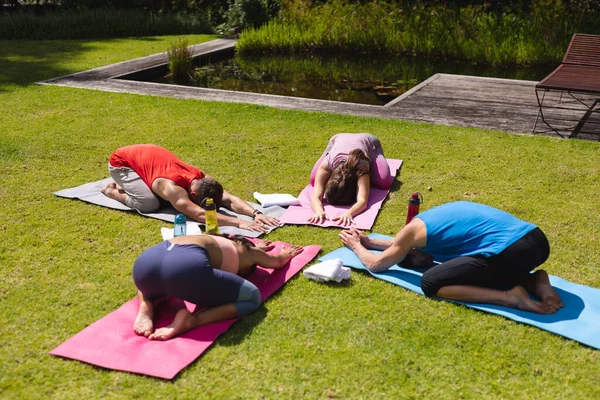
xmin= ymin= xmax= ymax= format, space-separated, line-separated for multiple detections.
xmin=1 ymin=35 xmax=599 ymax=399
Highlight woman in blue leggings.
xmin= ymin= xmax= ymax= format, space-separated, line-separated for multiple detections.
xmin=339 ymin=201 xmax=564 ymax=314
xmin=132 ymin=234 xmax=303 ymax=340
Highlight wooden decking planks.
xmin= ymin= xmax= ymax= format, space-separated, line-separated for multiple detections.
xmin=37 ymin=39 xmax=598 ymax=140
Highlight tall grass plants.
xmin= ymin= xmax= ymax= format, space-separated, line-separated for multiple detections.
xmin=237 ymin=0 xmax=600 ymax=65
xmin=168 ymin=38 xmax=194 ymax=82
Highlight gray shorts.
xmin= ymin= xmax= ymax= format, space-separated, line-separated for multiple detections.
xmin=108 ymin=163 xmax=161 ymax=213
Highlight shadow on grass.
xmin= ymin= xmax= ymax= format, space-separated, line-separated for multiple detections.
xmin=389 ymin=178 xmax=403 ymax=194
xmin=136 ymin=37 xmax=162 ymax=42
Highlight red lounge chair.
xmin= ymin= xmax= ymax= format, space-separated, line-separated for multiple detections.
xmin=534 ymin=33 xmax=600 ymax=138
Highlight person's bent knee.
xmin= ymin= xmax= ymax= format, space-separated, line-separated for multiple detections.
xmin=420 ymin=271 xmax=441 ymax=298
xmin=234 ymin=280 xmax=261 ymax=316
xmin=126 ymin=196 xmax=160 ymax=213
xmin=375 ymin=175 xmax=394 ymax=190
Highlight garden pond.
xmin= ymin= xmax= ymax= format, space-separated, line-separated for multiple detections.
xmin=123 ymin=49 xmax=556 ymax=106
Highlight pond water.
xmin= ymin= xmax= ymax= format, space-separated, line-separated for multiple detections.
xmin=135 ymin=51 xmax=556 ymax=106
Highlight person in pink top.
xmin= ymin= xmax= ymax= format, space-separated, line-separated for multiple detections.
xmin=309 ymin=133 xmax=394 ymax=226
xmin=132 ymin=234 xmax=304 ymax=340
xmin=101 ymin=144 xmax=279 ymax=232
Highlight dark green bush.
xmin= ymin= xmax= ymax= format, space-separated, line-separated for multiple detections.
xmin=0 ymin=8 xmax=213 ymax=40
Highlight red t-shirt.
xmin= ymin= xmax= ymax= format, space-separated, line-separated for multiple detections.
xmin=109 ymin=144 xmax=204 ymax=190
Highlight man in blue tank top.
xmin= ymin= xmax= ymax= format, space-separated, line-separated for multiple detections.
xmin=339 ymin=201 xmax=563 ymax=314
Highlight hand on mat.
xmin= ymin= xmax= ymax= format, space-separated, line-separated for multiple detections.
xmin=254 ymin=213 xmax=280 ymax=227
xmin=239 ymin=220 xmax=269 ymax=232
xmin=280 ymin=244 xmax=304 ymax=260
xmin=347 ymin=228 xmax=370 ymax=247
xmin=331 ymin=211 xmax=355 ymax=226
xmin=308 ymin=211 xmax=329 ymax=224
xmin=338 ymin=228 xmax=365 ymax=251
xmin=256 ymin=240 xmax=275 ymax=252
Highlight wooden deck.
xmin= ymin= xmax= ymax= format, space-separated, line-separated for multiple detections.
xmin=38 ymin=38 xmax=599 ymax=140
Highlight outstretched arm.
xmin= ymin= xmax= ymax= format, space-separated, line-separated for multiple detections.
xmin=221 ymin=190 xmax=280 ymax=230
xmin=249 ymin=245 xmax=304 ymax=270
xmin=153 ymin=178 xmax=244 ymax=227
xmin=341 ymin=228 xmax=393 ymax=251
xmin=339 ymin=222 xmax=423 ymax=273
xmin=308 ymin=160 xmax=331 ymax=224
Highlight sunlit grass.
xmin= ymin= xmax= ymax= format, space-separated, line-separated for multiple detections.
xmin=0 ymin=36 xmax=599 ymax=398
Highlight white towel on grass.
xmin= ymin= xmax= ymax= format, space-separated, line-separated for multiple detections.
xmin=253 ymin=192 xmax=300 ymax=208
xmin=303 ymin=258 xmax=351 ymax=283
xmin=161 ymin=223 xmax=203 ymax=240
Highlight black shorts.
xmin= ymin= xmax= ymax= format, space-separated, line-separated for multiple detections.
xmin=420 ymin=227 xmax=550 ymax=297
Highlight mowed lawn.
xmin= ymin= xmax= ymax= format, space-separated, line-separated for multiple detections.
xmin=1 ymin=35 xmax=599 ymax=399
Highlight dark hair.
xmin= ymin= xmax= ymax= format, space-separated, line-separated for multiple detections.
xmin=402 ymin=249 xmax=435 ymax=270
xmin=191 ymin=177 xmax=224 ymax=209
xmin=226 ymin=234 xmax=257 ymax=277
xmin=324 ymin=149 xmax=370 ymax=205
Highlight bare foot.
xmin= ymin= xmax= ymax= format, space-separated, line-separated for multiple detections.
xmin=505 ymin=285 xmax=557 ymax=314
xmin=133 ymin=300 xmax=154 ymax=337
xmin=101 ymin=182 xmax=118 ymax=198
xmin=148 ymin=308 xmax=196 ymax=341
xmin=525 ymin=270 xmax=564 ymax=310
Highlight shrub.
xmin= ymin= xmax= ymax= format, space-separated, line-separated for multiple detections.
xmin=0 ymin=9 xmax=213 ymax=40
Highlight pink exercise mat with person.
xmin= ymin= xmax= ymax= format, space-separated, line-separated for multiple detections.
xmin=308 ymin=133 xmax=395 ymax=226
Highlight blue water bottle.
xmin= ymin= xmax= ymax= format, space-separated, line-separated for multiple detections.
xmin=174 ymin=213 xmax=187 ymax=237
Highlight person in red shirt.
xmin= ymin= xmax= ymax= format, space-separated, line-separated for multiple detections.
xmin=101 ymin=144 xmax=279 ymax=232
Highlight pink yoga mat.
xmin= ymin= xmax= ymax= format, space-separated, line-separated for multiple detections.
xmin=279 ymin=159 xmax=402 ymax=230
xmin=50 ymin=242 xmax=321 ymax=379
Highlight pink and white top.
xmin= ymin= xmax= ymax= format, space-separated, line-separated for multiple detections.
xmin=210 ymin=235 xmax=240 ymax=274
xmin=325 ymin=133 xmax=378 ymax=171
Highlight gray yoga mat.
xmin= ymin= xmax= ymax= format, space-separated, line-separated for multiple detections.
xmin=54 ymin=178 xmax=285 ymax=238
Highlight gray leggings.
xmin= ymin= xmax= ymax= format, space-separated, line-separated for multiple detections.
xmin=108 ymin=163 xmax=161 ymax=213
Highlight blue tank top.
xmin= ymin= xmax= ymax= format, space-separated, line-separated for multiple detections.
xmin=416 ymin=201 xmax=537 ymax=262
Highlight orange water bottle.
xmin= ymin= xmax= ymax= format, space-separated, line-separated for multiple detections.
xmin=406 ymin=193 xmax=423 ymax=224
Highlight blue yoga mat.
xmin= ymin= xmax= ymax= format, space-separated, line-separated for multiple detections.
xmin=320 ymin=233 xmax=600 ymax=350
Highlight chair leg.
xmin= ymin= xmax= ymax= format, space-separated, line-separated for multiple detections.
xmin=570 ymin=99 xmax=600 ymax=139
xmin=533 ymin=89 xmax=545 ymax=134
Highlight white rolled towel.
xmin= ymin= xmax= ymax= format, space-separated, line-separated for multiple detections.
xmin=253 ymin=192 xmax=300 ymax=208
xmin=304 ymin=258 xmax=351 ymax=283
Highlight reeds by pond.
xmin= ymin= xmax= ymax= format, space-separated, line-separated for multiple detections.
xmin=237 ymin=0 xmax=600 ymax=66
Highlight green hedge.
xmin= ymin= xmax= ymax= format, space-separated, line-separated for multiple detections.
xmin=0 ymin=9 xmax=213 ymax=40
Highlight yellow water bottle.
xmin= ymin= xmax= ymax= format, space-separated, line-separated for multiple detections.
xmin=203 ymin=197 xmax=219 ymax=235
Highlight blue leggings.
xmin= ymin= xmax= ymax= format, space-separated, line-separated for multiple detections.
xmin=132 ymin=241 xmax=261 ymax=316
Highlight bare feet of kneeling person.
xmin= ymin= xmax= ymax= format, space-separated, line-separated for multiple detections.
xmin=133 ymin=299 xmax=154 ymax=337
xmin=505 ymin=285 xmax=557 ymax=314
xmin=148 ymin=308 xmax=196 ymax=341
xmin=524 ymin=270 xmax=564 ymax=310
xmin=101 ymin=182 xmax=119 ymax=198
